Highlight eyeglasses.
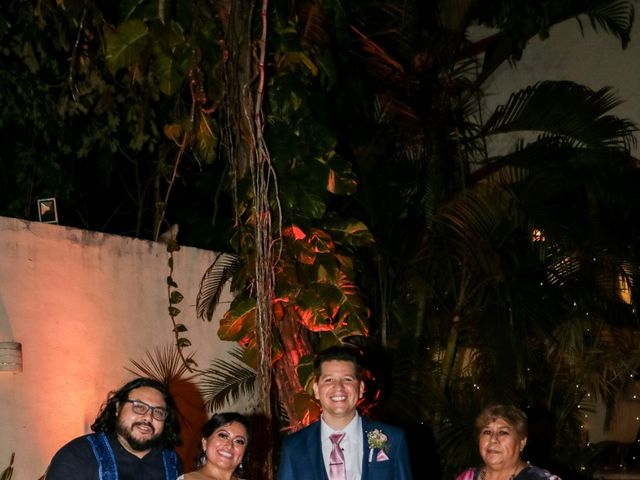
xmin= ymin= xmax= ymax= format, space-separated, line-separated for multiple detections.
xmin=124 ymin=399 xmax=168 ymax=421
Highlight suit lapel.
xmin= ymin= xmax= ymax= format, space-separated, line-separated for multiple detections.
xmin=361 ymin=417 xmax=370 ymax=480
xmin=305 ymin=421 xmax=328 ymax=480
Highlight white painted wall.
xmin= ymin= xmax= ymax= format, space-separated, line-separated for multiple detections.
xmin=0 ymin=216 xmax=251 ymax=478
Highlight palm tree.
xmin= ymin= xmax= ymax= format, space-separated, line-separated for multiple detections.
xmin=308 ymin=0 xmax=640 ymax=476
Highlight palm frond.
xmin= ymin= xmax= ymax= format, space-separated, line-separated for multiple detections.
xmin=0 ymin=453 xmax=14 ymax=480
xmin=196 ymin=252 xmax=240 ymax=322
xmin=436 ymin=393 xmax=484 ymax=478
xmin=579 ymin=0 xmax=634 ymax=48
xmin=473 ymin=136 xmax=573 ymax=184
xmin=477 ymin=0 xmax=635 ymax=82
xmin=370 ymin=337 xmax=439 ymax=423
xmin=483 ymin=81 xmax=637 ymax=151
xmin=438 ymin=185 xmax=520 ymax=250
xmin=299 ymin=3 xmax=329 ymax=46
xmin=350 ymin=26 xmax=405 ymax=80
xmin=126 ymin=344 xmax=197 ymax=383
xmin=198 ymin=346 xmax=256 ymax=411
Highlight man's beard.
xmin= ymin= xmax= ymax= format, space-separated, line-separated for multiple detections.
xmin=116 ymin=418 xmax=164 ymax=452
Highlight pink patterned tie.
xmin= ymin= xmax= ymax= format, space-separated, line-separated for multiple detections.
xmin=329 ymin=432 xmax=346 ymax=480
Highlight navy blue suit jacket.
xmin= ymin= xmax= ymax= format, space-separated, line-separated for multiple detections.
xmin=277 ymin=417 xmax=412 ymax=480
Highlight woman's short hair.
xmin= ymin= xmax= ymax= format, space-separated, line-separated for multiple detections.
xmin=475 ymin=404 xmax=528 ymax=438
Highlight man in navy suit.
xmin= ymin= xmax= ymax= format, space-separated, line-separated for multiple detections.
xmin=277 ymin=346 xmax=412 ymax=480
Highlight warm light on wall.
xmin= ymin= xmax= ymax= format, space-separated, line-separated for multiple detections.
xmin=0 ymin=342 xmax=22 ymax=373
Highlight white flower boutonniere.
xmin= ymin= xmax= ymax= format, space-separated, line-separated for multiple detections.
xmin=367 ymin=429 xmax=390 ymax=462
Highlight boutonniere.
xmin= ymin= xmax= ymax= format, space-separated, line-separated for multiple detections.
xmin=367 ymin=429 xmax=390 ymax=462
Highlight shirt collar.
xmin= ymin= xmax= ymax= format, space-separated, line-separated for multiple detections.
xmin=320 ymin=412 xmax=361 ymax=441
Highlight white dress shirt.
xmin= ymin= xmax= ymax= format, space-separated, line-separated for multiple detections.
xmin=320 ymin=414 xmax=363 ymax=480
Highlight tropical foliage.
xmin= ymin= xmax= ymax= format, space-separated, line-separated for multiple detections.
xmin=0 ymin=453 xmax=13 ymax=480
xmin=2 ymin=0 xmax=640 ymax=479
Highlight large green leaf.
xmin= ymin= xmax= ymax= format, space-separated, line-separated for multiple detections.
xmin=323 ymin=217 xmax=375 ymax=247
xmin=104 ymin=20 xmax=149 ymax=74
xmin=150 ymin=45 xmax=190 ymax=96
xmin=293 ymin=391 xmax=321 ymax=424
xmin=326 ymin=154 xmax=357 ymax=195
xmin=218 ymin=296 xmax=256 ymax=342
xmin=296 ymin=354 xmax=316 ymax=391
xmin=292 ymin=186 xmax=327 ymax=219
xmin=118 ymin=0 xmax=154 ymax=22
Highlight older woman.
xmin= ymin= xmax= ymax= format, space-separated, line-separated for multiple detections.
xmin=178 ymin=412 xmax=250 ymax=480
xmin=456 ymin=405 xmax=560 ymax=480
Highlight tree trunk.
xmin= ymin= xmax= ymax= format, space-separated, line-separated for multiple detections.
xmin=274 ymin=314 xmax=314 ymax=431
xmin=225 ymin=2 xmax=276 ymax=478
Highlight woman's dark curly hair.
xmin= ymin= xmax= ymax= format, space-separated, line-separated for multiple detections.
xmin=90 ymin=377 xmax=181 ymax=448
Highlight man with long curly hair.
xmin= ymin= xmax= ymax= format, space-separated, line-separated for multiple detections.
xmin=45 ymin=377 xmax=182 ymax=479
